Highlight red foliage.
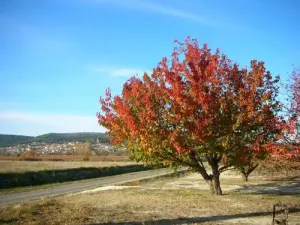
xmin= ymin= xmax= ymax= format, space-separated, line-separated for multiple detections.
xmin=98 ymin=38 xmax=283 ymax=162
xmin=270 ymin=68 xmax=300 ymax=160
xmin=286 ymin=68 xmax=300 ymax=144
xmin=97 ymin=37 xmax=285 ymax=194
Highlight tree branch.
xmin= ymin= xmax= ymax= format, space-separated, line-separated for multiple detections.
xmin=190 ymin=151 xmax=211 ymax=180
xmin=218 ymin=165 xmax=234 ymax=173
xmin=157 ymin=152 xmax=198 ymax=168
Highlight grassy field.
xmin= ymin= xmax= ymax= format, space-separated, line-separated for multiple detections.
xmin=0 ymin=158 xmax=147 ymax=189
xmin=1 ymin=170 xmax=300 ymax=224
xmin=0 ymin=159 xmax=137 ymax=173
xmin=0 ymin=154 xmax=130 ymax=162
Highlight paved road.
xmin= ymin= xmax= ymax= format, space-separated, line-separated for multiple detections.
xmin=0 ymin=168 xmax=178 ymax=206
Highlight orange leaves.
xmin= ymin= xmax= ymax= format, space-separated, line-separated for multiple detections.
xmin=98 ymin=36 xmax=285 ymax=167
xmin=174 ymin=143 xmax=184 ymax=154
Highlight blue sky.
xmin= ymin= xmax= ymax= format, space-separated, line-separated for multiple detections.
xmin=0 ymin=0 xmax=299 ymax=136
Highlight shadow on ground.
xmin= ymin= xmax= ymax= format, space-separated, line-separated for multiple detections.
xmin=90 ymin=210 xmax=273 ymax=225
xmin=268 ymin=175 xmax=300 ymax=181
xmin=233 ymin=179 xmax=300 ymax=195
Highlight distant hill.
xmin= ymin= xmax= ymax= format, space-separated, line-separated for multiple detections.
xmin=0 ymin=132 xmax=110 ymax=147
xmin=0 ymin=135 xmax=34 ymax=147
xmin=34 ymin=132 xmax=110 ymax=144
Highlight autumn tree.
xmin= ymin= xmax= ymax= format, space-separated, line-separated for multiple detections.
xmin=270 ymin=68 xmax=300 ymax=166
xmin=230 ymin=151 xmax=262 ymax=182
xmin=98 ymin=37 xmax=283 ymax=195
xmin=284 ymin=68 xmax=300 ymax=153
xmin=259 ymin=156 xmax=300 ymax=178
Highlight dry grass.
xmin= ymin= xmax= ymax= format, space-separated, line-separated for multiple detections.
xmin=1 ymin=170 xmax=300 ymax=225
xmin=0 ymin=160 xmax=139 ymax=173
xmin=0 ymin=155 xmax=130 ymax=162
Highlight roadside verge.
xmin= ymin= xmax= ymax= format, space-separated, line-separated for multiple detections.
xmin=0 ymin=168 xmax=188 ymax=205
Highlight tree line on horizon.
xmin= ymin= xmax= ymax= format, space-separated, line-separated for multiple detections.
xmin=0 ymin=132 xmax=111 ymax=147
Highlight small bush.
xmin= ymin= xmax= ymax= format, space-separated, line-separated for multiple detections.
xmin=21 ymin=151 xmax=40 ymax=161
xmin=82 ymin=155 xmax=90 ymax=161
xmin=46 ymin=158 xmax=64 ymax=161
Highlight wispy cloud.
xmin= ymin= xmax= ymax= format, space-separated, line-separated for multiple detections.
xmin=89 ymin=0 xmax=218 ymax=27
xmin=0 ymin=112 xmax=105 ymax=136
xmin=91 ymin=65 xmax=151 ymax=77
xmin=0 ymin=16 xmax=69 ymax=52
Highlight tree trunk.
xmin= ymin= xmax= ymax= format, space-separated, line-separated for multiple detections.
xmin=205 ymin=156 xmax=223 ymax=195
xmin=213 ymin=175 xmax=222 ymax=195
xmin=192 ymin=152 xmax=223 ymax=195
xmin=211 ymin=157 xmax=222 ymax=195
xmin=206 ymin=175 xmax=222 ymax=195
xmin=241 ymin=172 xmax=249 ymax=182
xmin=207 ymin=179 xmax=215 ymax=194
xmin=239 ymin=163 xmax=259 ymax=182
xmin=197 ymin=167 xmax=223 ymax=195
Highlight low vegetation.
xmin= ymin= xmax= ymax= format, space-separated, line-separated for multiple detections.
xmin=0 ymin=156 xmax=148 ymax=189
xmin=0 ymin=160 xmax=136 ymax=173
xmin=0 ymin=154 xmax=130 ymax=162
xmin=0 ymin=164 xmax=152 ymax=189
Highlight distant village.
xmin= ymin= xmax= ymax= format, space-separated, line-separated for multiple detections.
xmin=0 ymin=139 xmax=120 ymax=156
